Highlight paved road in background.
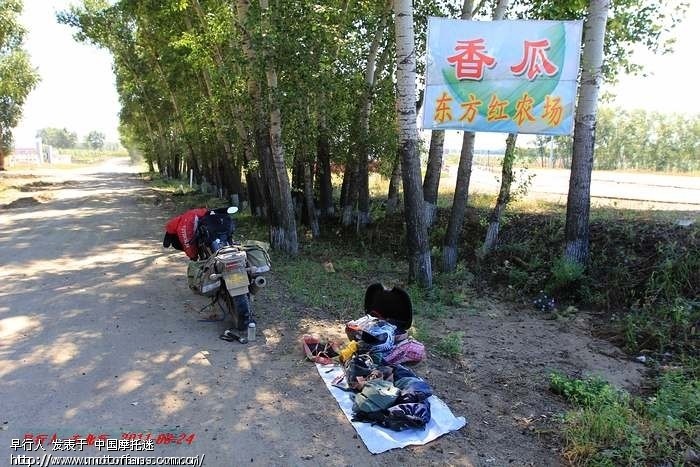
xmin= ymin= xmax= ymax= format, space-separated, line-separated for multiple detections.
xmin=450 ymin=165 xmax=700 ymax=211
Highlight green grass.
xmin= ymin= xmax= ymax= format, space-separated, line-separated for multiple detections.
xmin=435 ymin=331 xmax=464 ymax=359
xmin=622 ymin=299 xmax=700 ymax=355
xmin=551 ymin=371 xmax=699 ymax=466
xmin=273 ymin=255 xmax=364 ymax=319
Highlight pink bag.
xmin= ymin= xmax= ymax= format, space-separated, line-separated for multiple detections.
xmin=384 ymin=337 xmax=426 ymax=364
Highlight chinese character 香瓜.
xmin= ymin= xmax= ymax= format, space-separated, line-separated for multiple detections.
xmin=447 ymin=39 xmax=496 ymax=81
xmin=510 ymin=39 xmax=558 ymax=80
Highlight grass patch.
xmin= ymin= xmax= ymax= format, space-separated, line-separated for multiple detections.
xmin=273 ymin=255 xmax=363 ymax=319
xmin=621 ymin=299 xmax=700 ymax=355
xmin=435 ymin=331 xmax=464 ymax=359
xmin=551 ymin=371 xmax=700 ymax=466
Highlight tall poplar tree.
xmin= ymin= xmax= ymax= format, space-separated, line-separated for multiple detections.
xmin=394 ymin=0 xmax=432 ymax=287
xmin=564 ymin=0 xmax=610 ymax=264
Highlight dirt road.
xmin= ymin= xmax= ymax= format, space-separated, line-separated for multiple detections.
xmin=1 ymin=160 xmax=647 ymax=466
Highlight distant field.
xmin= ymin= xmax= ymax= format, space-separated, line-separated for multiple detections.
xmin=370 ymin=163 xmax=700 ymax=212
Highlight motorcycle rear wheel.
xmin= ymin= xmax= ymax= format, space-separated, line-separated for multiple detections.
xmin=222 ymin=289 xmax=251 ymax=332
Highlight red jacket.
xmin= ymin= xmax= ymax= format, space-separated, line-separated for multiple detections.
xmin=164 ymin=208 xmax=209 ymax=259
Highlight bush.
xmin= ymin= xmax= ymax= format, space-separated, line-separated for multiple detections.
xmin=548 ymin=257 xmax=585 ymax=293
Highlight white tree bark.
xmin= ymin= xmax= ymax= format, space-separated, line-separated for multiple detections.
xmin=260 ymin=0 xmax=299 ymax=255
xmin=394 ymin=0 xmax=432 ymax=287
xmin=564 ymin=0 xmax=610 ymax=264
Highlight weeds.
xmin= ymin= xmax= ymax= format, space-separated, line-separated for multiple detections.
xmin=273 ymin=254 xmax=364 ymax=320
xmin=435 ymin=332 xmax=464 ymax=359
xmin=622 ymin=299 xmax=699 ymax=355
xmin=548 ymin=258 xmax=585 ymax=294
xmin=551 ymin=371 xmax=700 ymax=466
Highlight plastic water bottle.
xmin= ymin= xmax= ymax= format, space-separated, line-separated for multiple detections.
xmin=247 ymin=322 xmax=256 ymax=342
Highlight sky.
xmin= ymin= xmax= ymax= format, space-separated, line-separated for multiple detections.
xmin=13 ymin=0 xmax=120 ymax=148
xmin=11 ymin=1 xmax=700 ymax=150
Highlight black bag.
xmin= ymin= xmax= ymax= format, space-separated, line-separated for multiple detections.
xmin=352 ymin=400 xmax=431 ymax=431
xmin=197 ymin=211 xmax=234 ymax=252
xmin=363 ymin=283 xmax=413 ymax=332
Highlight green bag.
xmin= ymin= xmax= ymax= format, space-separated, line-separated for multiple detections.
xmin=187 ymin=259 xmax=220 ymax=296
xmin=353 ymin=380 xmax=400 ymax=413
xmin=242 ymin=240 xmax=271 ymax=269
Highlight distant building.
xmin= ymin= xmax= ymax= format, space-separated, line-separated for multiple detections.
xmin=9 ymin=139 xmax=71 ymax=165
xmin=9 ymin=147 xmax=41 ymax=165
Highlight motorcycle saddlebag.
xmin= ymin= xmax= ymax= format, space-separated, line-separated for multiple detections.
xmin=187 ymin=259 xmax=220 ymax=297
xmin=241 ymin=240 xmax=271 ymax=271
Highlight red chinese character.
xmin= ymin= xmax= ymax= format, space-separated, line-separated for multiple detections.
xmin=510 ymin=39 xmax=558 ymax=80
xmin=86 ymin=434 xmax=96 ymax=445
xmin=447 ymin=39 xmax=496 ymax=80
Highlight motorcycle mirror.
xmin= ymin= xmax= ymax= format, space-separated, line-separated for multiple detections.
xmin=227 ymin=206 xmax=238 ymax=215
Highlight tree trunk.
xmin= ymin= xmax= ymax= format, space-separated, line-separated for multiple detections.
xmin=564 ymin=0 xmax=610 ymax=264
xmin=356 ymin=10 xmax=389 ymax=228
xmin=423 ymin=129 xmax=445 ymax=227
xmin=304 ymin=163 xmax=320 ymax=239
xmin=292 ymin=155 xmax=305 ymax=222
xmin=238 ymin=0 xmax=288 ymax=250
xmin=235 ymin=119 xmax=267 ymax=217
xmin=480 ymin=133 xmax=517 ymax=256
xmin=441 ymin=0 xmax=505 ymax=272
xmin=0 ymin=148 xmax=6 ymax=171
xmin=260 ymin=0 xmax=298 ymax=254
xmin=341 ymin=160 xmax=358 ymax=226
xmin=394 ymin=0 xmax=432 ymax=288
xmin=476 ymin=0 xmax=512 ymax=257
xmin=386 ymin=154 xmax=402 ymax=214
xmin=316 ymin=119 xmax=334 ymax=217
xmin=191 ymin=2 xmax=268 ymax=216
xmin=442 ymin=131 xmax=475 ymax=272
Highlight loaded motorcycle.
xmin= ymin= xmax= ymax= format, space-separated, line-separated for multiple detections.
xmin=163 ymin=206 xmax=271 ymax=343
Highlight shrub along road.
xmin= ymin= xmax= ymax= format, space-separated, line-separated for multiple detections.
xmin=1 ymin=159 xmax=650 ymax=466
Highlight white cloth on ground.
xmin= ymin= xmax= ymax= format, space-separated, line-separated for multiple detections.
xmin=315 ymin=362 xmax=467 ymax=454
